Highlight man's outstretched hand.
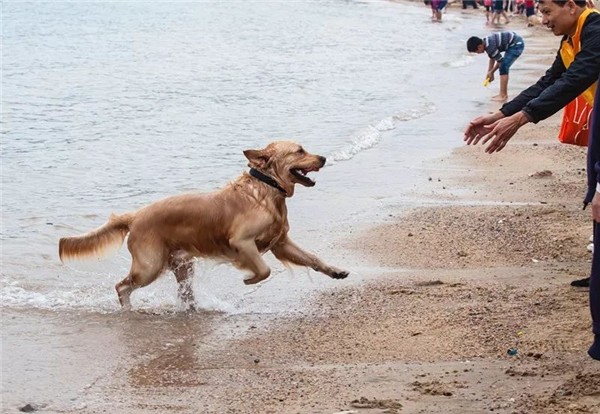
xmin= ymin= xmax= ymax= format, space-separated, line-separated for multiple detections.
xmin=465 ymin=111 xmax=529 ymax=153
xmin=479 ymin=112 xmax=530 ymax=153
xmin=464 ymin=113 xmax=503 ymax=146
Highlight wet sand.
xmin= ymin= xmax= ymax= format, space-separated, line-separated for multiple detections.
xmin=4 ymin=5 xmax=600 ymax=414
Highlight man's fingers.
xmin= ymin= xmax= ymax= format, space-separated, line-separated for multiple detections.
xmin=486 ymin=135 xmax=508 ymax=154
xmin=464 ymin=127 xmax=475 ymax=143
xmin=465 ymin=124 xmax=484 ymax=145
xmin=480 ymin=121 xmax=501 ymax=148
xmin=464 ymin=123 xmax=475 ymax=142
xmin=473 ymin=130 xmax=488 ymax=146
xmin=496 ymin=137 xmax=510 ymax=153
xmin=489 ymin=139 xmax=506 ymax=154
xmin=485 ymin=140 xmax=497 ymax=153
xmin=480 ymin=128 xmax=497 ymax=146
xmin=484 ymin=133 xmax=502 ymax=154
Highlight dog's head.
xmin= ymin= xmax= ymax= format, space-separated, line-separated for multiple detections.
xmin=244 ymin=141 xmax=326 ymax=197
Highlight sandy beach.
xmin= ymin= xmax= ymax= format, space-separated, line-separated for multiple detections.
xmin=153 ymin=9 xmax=600 ymax=414
xmin=4 ymin=3 xmax=600 ymax=414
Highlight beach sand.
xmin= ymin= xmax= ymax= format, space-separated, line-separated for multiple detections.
xmin=160 ymin=10 xmax=599 ymax=414
xmin=7 ymin=6 xmax=600 ymax=414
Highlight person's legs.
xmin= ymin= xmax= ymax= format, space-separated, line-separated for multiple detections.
xmin=588 ymin=77 xmax=600 ymax=361
xmin=494 ymin=10 xmax=501 ymax=23
xmin=431 ymin=0 xmax=439 ymax=18
xmin=526 ymin=6 xmax=535 ymax=26
xmin=493 ymin=41 xmax=523 ymax=100
xmin=495 ymin=74 xmax=509 ymax=100
xmin=436 ymin=0 xmax=447 ymax=20
xmin=493 ymin=0 xmax=503 ymax=22
xmin=589 ymin=220 xmax=600 ymax=360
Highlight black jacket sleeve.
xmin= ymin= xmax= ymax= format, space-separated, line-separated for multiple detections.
xmin=501 ymin=14 xmax=600 ymax=123
xmin=500 ymin=49 xmax=565 ymax=119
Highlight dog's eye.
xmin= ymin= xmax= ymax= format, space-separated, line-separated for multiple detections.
xmin=296 ymin=148 xmax=305 ymax=154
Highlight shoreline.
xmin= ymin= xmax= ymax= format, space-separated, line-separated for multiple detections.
xmin=5 ymin=5 xmax=600 ymax=414
xmin=187 ymin=7 xmax=600 ymax=414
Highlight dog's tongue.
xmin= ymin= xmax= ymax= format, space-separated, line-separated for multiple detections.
xmin=301 ymin=167 xmax=319 ymax=174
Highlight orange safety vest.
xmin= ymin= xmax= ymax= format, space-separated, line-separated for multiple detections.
xmin=559 ymin=7 xmax=598 ymax=105
xmin=558 ymin=7 xmax=598 ymax=146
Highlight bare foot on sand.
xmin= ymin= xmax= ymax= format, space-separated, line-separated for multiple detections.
xmin=491 ymin=94 xmax=508 ymax=102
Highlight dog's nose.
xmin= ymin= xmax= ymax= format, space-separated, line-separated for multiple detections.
xmin=319 ymin=156 xmax=326 ymax=165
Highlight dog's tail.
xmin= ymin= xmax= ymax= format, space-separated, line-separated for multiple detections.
xmin=59 ymin=212 xmax=134 ymax=262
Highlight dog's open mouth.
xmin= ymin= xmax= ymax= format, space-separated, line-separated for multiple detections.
xmin=290 ymin=167 xmax=319 ymax=186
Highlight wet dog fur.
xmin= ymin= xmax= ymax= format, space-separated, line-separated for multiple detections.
xmin=59 ymin=141 xmax=349 ymax=310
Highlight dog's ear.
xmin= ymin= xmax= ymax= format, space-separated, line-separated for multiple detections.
xmin=243 ymin=149 xmax=270 ymax=169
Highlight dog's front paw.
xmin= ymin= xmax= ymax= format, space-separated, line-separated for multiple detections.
xmin=244 ymin=277 xmax=259 ymax=285
xmin=243 ymin=270 xmax=271 ymax=285
xmin=243 ymin=274 xmax=269 ymax=285
xmin=331 ymin=270 xmax=349 ymax=280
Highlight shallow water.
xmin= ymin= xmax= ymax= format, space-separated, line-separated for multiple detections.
xmin=2 ymin=0 xmax=489 ymax=313
xmin=2 ymin=1 xmax=501 ymax=411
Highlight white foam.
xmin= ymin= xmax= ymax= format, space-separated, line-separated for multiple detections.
xmin=0 ymin=261 xmax=303 ymax=315
xmin=0 ymin=268 xmax=238 ymax=315
xmin=328 ymin=102 xmax=436 ymax=164
xmin=444 ymin=55 xmax=475 ymax=68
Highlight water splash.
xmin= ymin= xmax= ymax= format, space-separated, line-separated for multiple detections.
xmin=0 ymin=262 xmax=301 ymax=315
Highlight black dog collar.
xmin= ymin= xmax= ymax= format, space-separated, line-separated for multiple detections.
xmin=249 ymin=168 xmax=287 ymax=195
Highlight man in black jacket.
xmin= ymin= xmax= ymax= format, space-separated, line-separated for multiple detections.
xmin=464 ymin=0 xmax=600 ymax=360
xmin=588 ymin=76 xmax=600 ymax=360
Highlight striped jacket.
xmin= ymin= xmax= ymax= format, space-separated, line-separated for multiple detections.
xmin=484 ymin=31 xmax=520 ymax=62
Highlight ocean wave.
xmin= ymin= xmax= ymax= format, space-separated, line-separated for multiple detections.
xmin=444 ymin=55 xmax=475 ymax=68
xmin=329 ymin=102 xmax=437 ymax=163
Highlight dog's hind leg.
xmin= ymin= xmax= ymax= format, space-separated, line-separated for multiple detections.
xmin=115 ymin=244 xmax=167 ymax=310
xmin=168 ymin=252 xmax=196 ymax=310
xmin=115 ymin=273 xmax=137 ymax=310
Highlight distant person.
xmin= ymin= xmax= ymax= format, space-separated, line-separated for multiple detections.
xmin=493 ymin=0 xmax=511 ymax=23
xmin=525 ymin=0 xmax=537 ymax=26
xmin=463 ymin=0 xmax=479 ymax=8
xmin=463 ymin=0 xmax=600 ymax=361
xmin=431 ymin=0 xmax=449 ymax=21
xmin=484 ymin=0 xmax=494 ymax=23
xmin=467 ymin=31 xmax=525 ymax=101
xmin=424 ymin=0 xmax=437 ymax=19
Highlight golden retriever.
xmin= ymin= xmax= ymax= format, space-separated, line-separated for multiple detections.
xmin=59 ymin=141 xmax=349 ymax=310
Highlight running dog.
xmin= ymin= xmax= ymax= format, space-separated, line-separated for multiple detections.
xmin=59 ymin=141 xmax=349 ymax=310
